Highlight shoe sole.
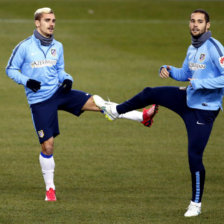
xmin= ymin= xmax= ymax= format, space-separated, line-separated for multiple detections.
xmin=45 ymin=197 xmax=57 ymax=201
xmin=184 ymin=212 xmax=201 ymax=217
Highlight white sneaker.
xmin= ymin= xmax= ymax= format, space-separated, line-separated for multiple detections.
xmin=93 ymin=95 xmax=118 ymax=121
xmin=184 ymin=201 xmax=201 ymax=217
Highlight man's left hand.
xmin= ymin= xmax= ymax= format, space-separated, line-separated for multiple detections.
xmin=188 ymin=78 xmax=195 ymax=87
xmin=62 ymin=79 xmax=73 ymax=93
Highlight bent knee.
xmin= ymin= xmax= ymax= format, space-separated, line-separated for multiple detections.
xmin=41 ymin=138 xmax=54 ymax=155
xmin=142 ymin=87 xmax=152 ymax=94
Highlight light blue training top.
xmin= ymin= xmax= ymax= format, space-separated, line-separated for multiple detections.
xmin=6 ymin=34 xmax=73 ymax=105
xmin=162 ymin=37 xmax=224 ymax=111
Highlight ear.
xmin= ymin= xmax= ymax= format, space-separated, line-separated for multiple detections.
xmin=35 ymin=20 xmax=40 ymax=28
xmin=206 ymin=22 xmax=210 ymax=31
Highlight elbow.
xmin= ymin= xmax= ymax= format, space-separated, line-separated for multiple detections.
xmin=5 ymin=67 xmax=9 ymax=76
xmin=5 ymin=67 xmax=14 ymax=79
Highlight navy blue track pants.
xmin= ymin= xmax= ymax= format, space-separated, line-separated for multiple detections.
xmin=117 ymin=86 xmax=219 ymax=202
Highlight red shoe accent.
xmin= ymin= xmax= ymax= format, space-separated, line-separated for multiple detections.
xmin=45 ymin=188 xmax=56 ymax=201
xmin=141 ymin=104 xmax=159 ymax=127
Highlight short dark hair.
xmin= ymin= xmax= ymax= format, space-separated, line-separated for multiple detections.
xmin=192 ymin=9 xmax=210 ymax=23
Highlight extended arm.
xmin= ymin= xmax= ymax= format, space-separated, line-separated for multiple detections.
xmin=159 ymin=55 xmax=191 ymax=81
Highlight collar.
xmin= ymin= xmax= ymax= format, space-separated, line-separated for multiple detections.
xmin=34 ymin=30 xmax=54 ymax=46
xmin=191 ymin=31 xmax=212 ymax=48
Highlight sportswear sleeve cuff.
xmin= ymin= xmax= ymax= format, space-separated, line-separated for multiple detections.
xmin=159 ymin=65 xmax=167 ymax=74
xmin=159 ymin=65 xmax=174 ymax=78
xmin=190 ymin=80 xmax=200 ymax=89
xmin=22 ymin=76 xmax=29 ymax=86
xmin=65 ymin=75 xmax=73 ymax=82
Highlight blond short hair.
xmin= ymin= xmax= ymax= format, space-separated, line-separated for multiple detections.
xmin=34 ymin=7 xmax=54 ymax=20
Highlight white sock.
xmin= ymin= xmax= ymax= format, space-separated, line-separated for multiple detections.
xmin=191 ymin=201 xmax=201 ymax=207
xmin=111 ymin=103 xmax=143 ymax=122
xmin=39 ymin=152 xmax=55 ymax=191
xmin=111 ymin=104 xmax=119 ymax=116
xmin=118 ymin=111 xmax=143 ymax=122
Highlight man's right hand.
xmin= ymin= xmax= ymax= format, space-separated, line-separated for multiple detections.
xmin=26 ymin=79 xmax=41 ymax=92
xmin=160 ymin=66 xmax=171 ymax=79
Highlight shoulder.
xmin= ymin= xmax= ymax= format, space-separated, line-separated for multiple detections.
xmin=207 ymin=37 xmax=224 ymax=56
xmin=208 ymin=37 xmax=223 ymax=47
xmin=187 ymin=44 xmax=196 ymax=53
xmin=188 ymin=44 xmax=194 ymax=50
xmin=13 ymin=36 xmax=32 ymax=53
xmin=52 ymin=39 xmax=64 ymax=57
xmin=17 ymin=36 xmax=32 ymax=47
xmin=53 ymin=39 xmax=63 ymax=48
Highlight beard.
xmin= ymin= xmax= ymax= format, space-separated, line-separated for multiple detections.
xmin=191 ymin=32 xmax=203 ymax=39
xmin=190 ymin=25 xmax=207 ymax=39
xmin=190 ymin=30 xmax=207 ymax=39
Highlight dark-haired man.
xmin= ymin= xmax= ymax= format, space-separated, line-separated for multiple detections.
xmin=94 ymin=9 xmax=224 ymax=217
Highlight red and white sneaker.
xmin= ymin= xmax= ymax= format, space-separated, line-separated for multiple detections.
xmin=45 ymin=188 xmax=56 ymax=201
xmin=141 ymin=104 xmax=159 ymax=127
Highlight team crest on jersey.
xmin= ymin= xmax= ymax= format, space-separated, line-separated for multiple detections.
xmin=38 ymin=130 xmax=44 ymax=138
xmin=199 ymin=53 xmax=206 ymax=62
xmin=219 ymin=56 xmax=224 ymax=68
xmin=51 ymin=49 xmax=57 ymax=56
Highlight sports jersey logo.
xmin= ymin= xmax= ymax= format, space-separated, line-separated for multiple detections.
xmin=51 ymin=49 xmax=57 ymax=57
xmin=189 ymin=62 xmax=206 ymax=71
xmin=219 ymin=56 xmax=224 ymax=68
xmin=199 ymin=53 xmax=205 ymax=62
xmin=38 ymin=130 xmax=44 ymax=138
xmin=31 ymin=59 xmax=57 ymax=68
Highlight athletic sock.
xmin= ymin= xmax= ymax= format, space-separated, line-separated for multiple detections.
xmin=111 ymin=104 xmax=119 ymax=116
xmin=118 ymin=111 xmax=143 ymax=122
xmin=39 ymin=152 xmax=55 ymax=191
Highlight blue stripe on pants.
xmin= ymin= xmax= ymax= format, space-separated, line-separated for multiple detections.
xmin=117 ymin=86 xmax=219 ymax=202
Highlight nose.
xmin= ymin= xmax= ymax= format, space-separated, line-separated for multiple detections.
xmin=193 ymin=22 xmax=198 ymax=27
xmin=50 ymin=20 xmax=55 ymax=26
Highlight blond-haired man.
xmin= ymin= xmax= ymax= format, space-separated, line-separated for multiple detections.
xmin=6 ymin=8 xmax=158 ymax=201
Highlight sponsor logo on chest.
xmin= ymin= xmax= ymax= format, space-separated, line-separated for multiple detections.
xmin=188 ymin=52 xmax=207 ymax=70
xmin=189 ymin=62 xmax=206 ymax=70
xmin=31 ymin=59 xmax=56 ymax=68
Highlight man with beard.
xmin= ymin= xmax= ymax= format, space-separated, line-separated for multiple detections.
xmin=93 ymin=9 xmax=224 ymax=217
